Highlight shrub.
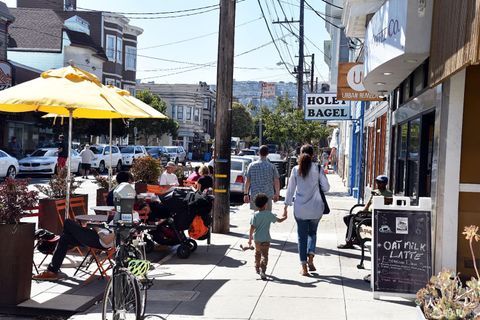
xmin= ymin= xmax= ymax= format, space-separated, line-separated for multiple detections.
xmin=130 ymin=156 xmax=162 ymax=184
xmin=0 ymin=178 xmax=38 ymax=224
xmin=36 ymin=166 xmax=79 ymax=199
xmin=416 ymin=225 xmax=480 ymax=319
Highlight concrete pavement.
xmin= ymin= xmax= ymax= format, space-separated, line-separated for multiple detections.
xmin=70 ymin=173 xmax=417 ymax=320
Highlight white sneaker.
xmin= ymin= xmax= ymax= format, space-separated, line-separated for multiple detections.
xmin=260 ymin=271 xmax=267 ymax=280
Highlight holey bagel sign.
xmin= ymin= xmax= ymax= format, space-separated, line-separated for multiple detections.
xmin=304 ymin=93 xmax=351 ymax=121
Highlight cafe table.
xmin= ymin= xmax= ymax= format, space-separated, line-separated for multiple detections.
xmin=90 ymin=206 xmax=115 ymax=215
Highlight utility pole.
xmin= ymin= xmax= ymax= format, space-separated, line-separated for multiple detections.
xmin=213 ymin=0 xmax=236 ymax=234
xmin=297 ymin=0 xmax=305 ymax=109
xmin=310 ymin=53 xmax=315 ymax=93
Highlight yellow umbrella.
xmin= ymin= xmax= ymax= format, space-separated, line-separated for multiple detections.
xmin=0 ymin=65 xmax=151 ymax=216
xmin=110 ymin=86 xmax=168 ymax=119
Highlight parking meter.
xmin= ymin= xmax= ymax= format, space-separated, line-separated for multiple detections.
xmin=113 ymin=182 xmax=136 ymax=223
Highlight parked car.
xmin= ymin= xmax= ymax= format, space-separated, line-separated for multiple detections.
xmin=165 ymin=146 xmax=187 ymax=164
xmin=146 ymin=146 xmax=169 ymax=166
xmin=119 ymin=145 xmax=148 ymax=168
xmin=0 ymin=149 xmax=19 ymax=179
xmin=90 ymin=145 xmax=123 ymax=173
xmin=238 ymin=149 xmax=257 ymax=156
xmin=18 ymin=148 xmax=81 ymax=175
xmin=208 ymin=158 xmax=247 ymax=195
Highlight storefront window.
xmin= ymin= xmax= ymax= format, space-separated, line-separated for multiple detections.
xmin=396 ymin=123 xmax=408 ymax=193
xmin=407 ymin=118 xmax=420 ymax=199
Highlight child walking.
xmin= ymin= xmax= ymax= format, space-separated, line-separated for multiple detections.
xmin=248 ymin=193 xmax=287 ymax=280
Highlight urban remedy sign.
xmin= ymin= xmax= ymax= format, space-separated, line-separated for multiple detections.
xmin=305 ymin=93 xmax=351 ymax=121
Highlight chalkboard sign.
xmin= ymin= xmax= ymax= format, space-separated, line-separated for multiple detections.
xmin=373 ymin=204 xmax=432 ymax=298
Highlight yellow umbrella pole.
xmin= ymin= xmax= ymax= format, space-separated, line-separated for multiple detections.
xmin=65 ymin=108 xmax=73 ymax=220
xmin=109 ymin=118 xmax=113 ymax=190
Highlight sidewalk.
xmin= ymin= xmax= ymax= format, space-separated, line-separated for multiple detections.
xmin=69 ymin=173 xmax=417 ymax=320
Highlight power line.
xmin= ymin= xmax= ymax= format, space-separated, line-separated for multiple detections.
xmin=124 ymin=7 xmax=219 ymax=20
xmin=320 ymin=0 xmax=343 ymax=10
xmin=138 ymin=17 xmax=262 ymax=50
xmin=77 ymin=3 xmax=219 ymax=15
xmin=304 ymin=0 xmax=342 ymax=29
xmin=257 ymin=0 xmax=295 ymax=78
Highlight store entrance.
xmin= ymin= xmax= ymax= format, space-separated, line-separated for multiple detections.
xmin=419 ymin=111 xmax=435 ymax=197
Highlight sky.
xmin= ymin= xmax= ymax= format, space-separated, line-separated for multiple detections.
xmin=5 ymin=0 xmax=332 ymax=85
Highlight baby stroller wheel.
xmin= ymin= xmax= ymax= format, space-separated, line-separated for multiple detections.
xmin=177 ymin=244 xmax=191 ymax=259
xmin=188 ymin=239 xmax=198 ymax=252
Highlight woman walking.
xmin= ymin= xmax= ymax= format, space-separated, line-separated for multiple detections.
xmin=284 ymin=144 xmax=330 ymax=276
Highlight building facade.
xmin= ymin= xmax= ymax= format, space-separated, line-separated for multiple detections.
xmin=137 ymin=82 xmax=216 ymax=157
xmin=342 ymin=0 xmax=480 ymax=279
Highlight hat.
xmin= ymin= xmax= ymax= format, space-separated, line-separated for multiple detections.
xmin=166 ymin=161 xmax=176 ymax=168
xmin=375 ymin=175 xmax=388 ymax=184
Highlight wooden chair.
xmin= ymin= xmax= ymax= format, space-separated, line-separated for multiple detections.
xmin=183 ymin=180 xmax=197 ymax=188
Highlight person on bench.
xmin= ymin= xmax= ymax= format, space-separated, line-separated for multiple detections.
xmin=337 ymin=175 xmax=392 ymax=249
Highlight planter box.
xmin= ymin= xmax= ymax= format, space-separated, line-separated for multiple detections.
xmin=135 ymin=182 xmax=148 ymax=194
xmin=38 ymin=194 xmax=88 ymax=234
xmin=96 ymin=188 xmax=108 ymax=206
xmin=0 ymin=223 xmax=35 ymax=305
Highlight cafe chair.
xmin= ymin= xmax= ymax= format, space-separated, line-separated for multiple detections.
xmin=75 ymin=245 xmax=115 ymax=284
xmin=54 ymin=199 xmax=84 ymax=257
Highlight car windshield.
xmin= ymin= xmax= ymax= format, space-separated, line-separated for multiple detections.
xmin=166 ymin=147 xmax=177 ymax=153
xmin=231 ymin=161 xmax=243 ymax=171
xmin=90 ymin=146 xmax=103 ymax=154
xmin=147 ymin=148 xmax=159 ymax=154
xmin=120 ymin=147 xmax=134 ymax=154
xmin=30 ymin=149 xmax=54 ymax=157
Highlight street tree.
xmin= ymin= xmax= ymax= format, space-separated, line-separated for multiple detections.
xmin=133 ymin=90 xmax=178 ymax=145
xmin=261 ymin=95 xmax=331 ymax=151
xmin=231 ymin=102 xmax=254 ymax=138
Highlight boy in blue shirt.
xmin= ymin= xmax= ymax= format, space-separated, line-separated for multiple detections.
xmin=248 ymin=193 xmax=287 ymax=280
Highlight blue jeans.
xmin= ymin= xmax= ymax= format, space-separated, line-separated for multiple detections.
xmin=295 ymin=218 xmax=320 ymax=264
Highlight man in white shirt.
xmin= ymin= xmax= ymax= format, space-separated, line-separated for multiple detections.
xmin=159 ymin=161 xmax=179 ymax=186
xmin=79 ymin=144 xmax=95 ymax=179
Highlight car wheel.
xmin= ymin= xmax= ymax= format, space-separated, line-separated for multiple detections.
xmin=175 ymin=158 xmax=178 ymax=164
xmin=6 ymin=166 xmax=16 ymax=179
xmin=99 ymin=161 xmax=106 ymax=173
xmin=116 ymin=160 xmax=122 ymax=173
xmin=76 ymin=163 xmax=81 ymax=175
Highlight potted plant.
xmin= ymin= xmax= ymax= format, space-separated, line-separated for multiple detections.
xmin=93 ymin=172 xmax=116 ymax=206
xmin=130 ymin=156 xmax=162 ymax=193
xmin=0 ymin=178 xmax=38 ymax=305
xmin=35 ymin=167 xmax=86 ymax=234
xmin=416 ymin=225 xmax=480 ymax=319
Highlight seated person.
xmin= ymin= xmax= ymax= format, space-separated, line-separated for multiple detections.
xmin=159 ymin=162 xmax=179 ymax=186
xmin=134 ymin=200 xmax=170 ymax=225
xmin=196 ymin=165 xmax=213 ymax=193
xmin=106 ymin=171 xmax=133 ymax=206
xmin=33 ymin=219 xmax=115 ymax=281
xmin=337 ymin=175 xmax=393 ymax=249
xmin=186 ymin=166 xmax=201 ymax=182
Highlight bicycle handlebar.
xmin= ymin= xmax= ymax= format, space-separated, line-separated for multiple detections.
xmin=86 ymin=222 xmax=157 ymax=232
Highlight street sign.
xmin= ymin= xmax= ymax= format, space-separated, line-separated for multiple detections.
xmin=304 ymin=93 xmax=351 ymax=121
xmin=337 ymin=63 xmax=383 ymax=101
xmin=372 ymin=196 xmax=432 ymax=300
xmin=261 ymin=82 xmax=275 ymax=98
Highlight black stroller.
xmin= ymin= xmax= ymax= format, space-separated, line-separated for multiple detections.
xmin=146 ymin=188 xmax=213 ymax=259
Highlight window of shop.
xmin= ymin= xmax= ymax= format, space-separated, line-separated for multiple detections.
xmin=116 ymin=37 xmax=123 ymax=64
xmin=106 ymin=35 xmax=116 ymax=61
xmin=177 ymin=106 xmax=183 ymax=120
xmin=194 ymin=108 xmax=200 ymax=122
xmin=366 ymin=124 xmax=375 ymax=187
xmin=125 ymin=46 xmax=137 ymax=71
xmin=394 ymin=111 xmax=435 ymax=202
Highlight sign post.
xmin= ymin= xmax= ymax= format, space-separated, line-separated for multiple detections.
xmin=372 ymin=196 xmax=432 ymax=300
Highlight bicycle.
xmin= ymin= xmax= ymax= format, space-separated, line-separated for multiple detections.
xmin=91 ymin=220 xmax=157 ymax=320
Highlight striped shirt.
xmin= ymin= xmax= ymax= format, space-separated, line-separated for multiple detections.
xmin=246 ymin=158 xmax=279 ymax=198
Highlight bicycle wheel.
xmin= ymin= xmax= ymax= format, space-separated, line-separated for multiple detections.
xmin=102 ymin=269 xmax=141 ymax=320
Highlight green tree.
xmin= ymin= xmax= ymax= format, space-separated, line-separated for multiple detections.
xmin=261 ymin=95 xmax=331 ymax=151
xmin=231 ymin=102 xmax=254 ymax=138
xmin=133 ymin=90 xmax=179 ymax=144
